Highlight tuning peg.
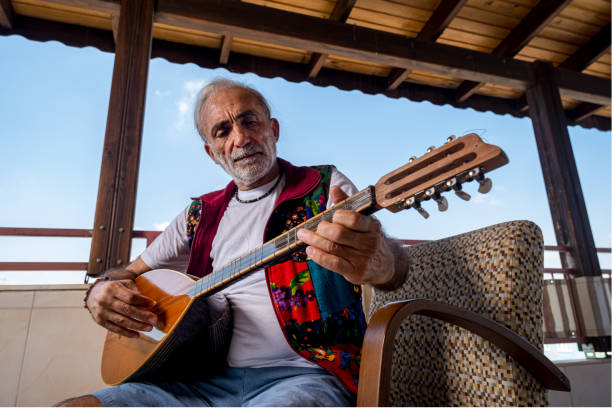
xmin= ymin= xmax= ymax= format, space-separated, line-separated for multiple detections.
xmin=413 ymin=202 xmax=430 ymax=219
xmin=426 ymin=146 xmax=435 ymax=153
xmin=467 ymin=167 xmax=480 ymax=180
xmin=446 ymin=135 xmax=456 ymax=143
xmin=424 ymin=187 xmax=435 ymax=199
xmin=409 ymin=156 xmax=417 ymax=163
xmin=452 ymin=182 xmax=471 ymax=201
xmin=434 ymin=194 xmax=448 ymax=212
xmin=402 ymin=196 xmax=415 ymax=209
xmin=477 ymin=177 xmax=493 ymax=194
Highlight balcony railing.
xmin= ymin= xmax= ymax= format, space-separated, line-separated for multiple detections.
xmin=0 ymin=228 xmax=609 ymax=274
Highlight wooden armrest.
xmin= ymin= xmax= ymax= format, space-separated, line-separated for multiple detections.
xmin=357 ymin=299 xmax=571 ymax=407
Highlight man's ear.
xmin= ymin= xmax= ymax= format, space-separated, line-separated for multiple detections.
xmin=204 ymin=143 xmax=219 ymax=164
xmin=270 ymin=118 xmax=280 ymax=142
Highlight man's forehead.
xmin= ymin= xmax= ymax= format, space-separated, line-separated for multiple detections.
xmin=204 ymin=88 xmax=265 ymax=121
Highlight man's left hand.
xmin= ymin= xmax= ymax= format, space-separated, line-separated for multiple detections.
xmin=297 ymin=185 xmax=396 ymax=287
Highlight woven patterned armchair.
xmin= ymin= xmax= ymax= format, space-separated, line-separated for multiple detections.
xmin=358 ymin=220 xmax=571 ymax=406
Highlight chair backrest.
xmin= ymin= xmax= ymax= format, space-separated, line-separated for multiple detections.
xmin=369 ymin=220 xmax=547 ymax=406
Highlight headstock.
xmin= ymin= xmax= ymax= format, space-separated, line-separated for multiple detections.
xmin=375 ymin=133 xmax=508 ymax=216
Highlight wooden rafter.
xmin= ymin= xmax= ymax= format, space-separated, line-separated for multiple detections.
xmin=559 ymin=24 xmax=611 ymax=122
xmin=307 ymin=0 xmax=356 ymax=78
xmin=456 ymin=0 xmax=572 ymax=102
xmin=560 ymin=24 xmax=611 ymax=71
xmin=219 ymin=33 xmax=232 ymax=64
xmin=566 ymin=103 xmax=604 ymax=123
xmin=517 ymin=23 xmax=612 ymax=118
xmin=0 ymin=0 xmax=13 ymax=29
xmin=388 ymin=0 xmax=467 ymax=91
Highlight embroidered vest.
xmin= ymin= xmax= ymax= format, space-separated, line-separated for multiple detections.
xmin=185 ymin=159 xmax=366 ymax=394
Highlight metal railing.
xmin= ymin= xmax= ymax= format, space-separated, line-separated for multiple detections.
xmin=0 ymin=227 xmax=161 ymax=271
xmin=0 ymin=228 xmax=609 ymax=273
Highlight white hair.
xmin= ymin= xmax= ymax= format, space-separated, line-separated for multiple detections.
xmin=193 ymin=78 xmax=271 ymax=142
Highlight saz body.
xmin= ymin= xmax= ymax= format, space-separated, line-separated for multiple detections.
xmin=101 ymin=270 xmax=232 ymax=384
xmin=100 ymin=133 xmax=509 ymax=385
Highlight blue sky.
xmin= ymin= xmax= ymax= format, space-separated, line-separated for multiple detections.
xmin=0 ymin=34 xmax=610 ymax=285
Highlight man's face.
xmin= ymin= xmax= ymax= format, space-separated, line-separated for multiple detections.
xmin=202 ymin=87 xmax=279 ymax=188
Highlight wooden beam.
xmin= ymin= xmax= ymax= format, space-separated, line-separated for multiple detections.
xmin=387 ymin=68 xmax=412 ymax=91
xmin=88 ymin=0 xmax=154 ymax=276
xmin=22 ymin=0 xmax=119 ymax=14
xmin=526 ymin=61 xmax=601 ymax=279
xmin=308 ymin=52 xmax=326 ymax=78
xmin=154 ymin=0 xmax=608 ymax=104
xmin=0 ymin=0 xmax=13 ymax=29
xmin=560 ymin=23 xmax=611 ymax=72
xmin=456 ymin=0 xmax=572 ymax=102
xmin=387 ymin=0 xmax=467 ymax=90
xmin=566 ymin=103 xmax=604 ymax=123
xmin=329 ymin=0 xmax=357 ymax=22
xmin=557 ymin=24 xmax=611 ymax=121
xmin=111 ymin=13 xmax=119 ymax=44
xmin=155 ymin=0 xmax=534 ymax=88
xmin=308 ymin=0 xmax=356 ymax=78
xmin=556 ymin=67 xmax=611 ymax=106
xmin=417 ymin=0 xmax=467 ymax=40
xmin=219 ymin=33 xmax=232 ymax=64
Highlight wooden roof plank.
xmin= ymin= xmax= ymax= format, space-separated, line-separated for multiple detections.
xmin=456 ymin=0 xmax=572 ymax=102
xmin=0 ymin=0 xmax=14 ymax=28
xmin=560 ymin=23 xmax=611 ymax=71
xmin=308 ymin=0 xmax=356 ymax=78
xmin=387 ymin=0 xmax=468 ymax=90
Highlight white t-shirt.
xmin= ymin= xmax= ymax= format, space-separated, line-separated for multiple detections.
xmin=140 ymin=166 xmax=358 ymax=368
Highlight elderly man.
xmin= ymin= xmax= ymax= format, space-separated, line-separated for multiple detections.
xmin=59 ymin=78 xmax=406 ymax=407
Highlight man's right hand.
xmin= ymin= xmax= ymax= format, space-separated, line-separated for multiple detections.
xmin=86 ymin=259 xmax=157 ymax=338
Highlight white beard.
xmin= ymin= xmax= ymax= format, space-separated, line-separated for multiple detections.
xmin=212 ymin=134 xmax=277 ymax=187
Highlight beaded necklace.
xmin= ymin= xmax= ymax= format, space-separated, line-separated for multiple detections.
xmin=234 ymin=168 xmax=283 ymax=204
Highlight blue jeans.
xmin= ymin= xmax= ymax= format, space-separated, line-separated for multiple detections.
xmin=93 ymin=366 xmax=355 ymax=406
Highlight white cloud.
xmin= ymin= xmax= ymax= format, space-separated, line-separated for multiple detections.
xmin=153 ymin=221 xmax=170 ymax=231
xmin=173 ymin=80 xmax=206 ymax=131
xmin=472 ymin=193 xmax=501 ymax=206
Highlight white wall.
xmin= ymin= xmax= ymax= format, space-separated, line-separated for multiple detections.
xmin=0 ymin=285 xmax=106 ymax=406
xmin=549 ymin=359 xmax=611 ymax=407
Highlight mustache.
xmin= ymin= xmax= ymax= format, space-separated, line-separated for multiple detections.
xmin=231 ymin=144 xmax=264 ymax=161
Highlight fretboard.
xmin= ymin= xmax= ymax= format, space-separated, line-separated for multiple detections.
xmin=186 ymin=186 xmax=377 ymax=298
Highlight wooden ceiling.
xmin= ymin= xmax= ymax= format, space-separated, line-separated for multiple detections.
xmin=1 ymin=0 xmax=610 ymax=130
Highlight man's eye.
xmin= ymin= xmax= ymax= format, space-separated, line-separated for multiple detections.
xmin=216 ymin=128 xmax=230 ymax=138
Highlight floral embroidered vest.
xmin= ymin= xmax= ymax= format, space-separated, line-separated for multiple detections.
xmin=185 ymin=158 xmax=366 ymax=394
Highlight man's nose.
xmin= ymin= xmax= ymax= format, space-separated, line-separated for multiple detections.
xmin=232 ymin=125 xmax=250 ymax=147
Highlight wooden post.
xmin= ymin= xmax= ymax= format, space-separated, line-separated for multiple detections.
xmin=88 ymin=0 xmax=154 ymax=276
xmin=526 ymin=61 xmax=601 ymax=278
xmin=527 ymin=61 xmax=606 ymax=351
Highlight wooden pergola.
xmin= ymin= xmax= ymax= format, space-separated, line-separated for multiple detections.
xmin=1 ymin=0 xmax=610 ymax=348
